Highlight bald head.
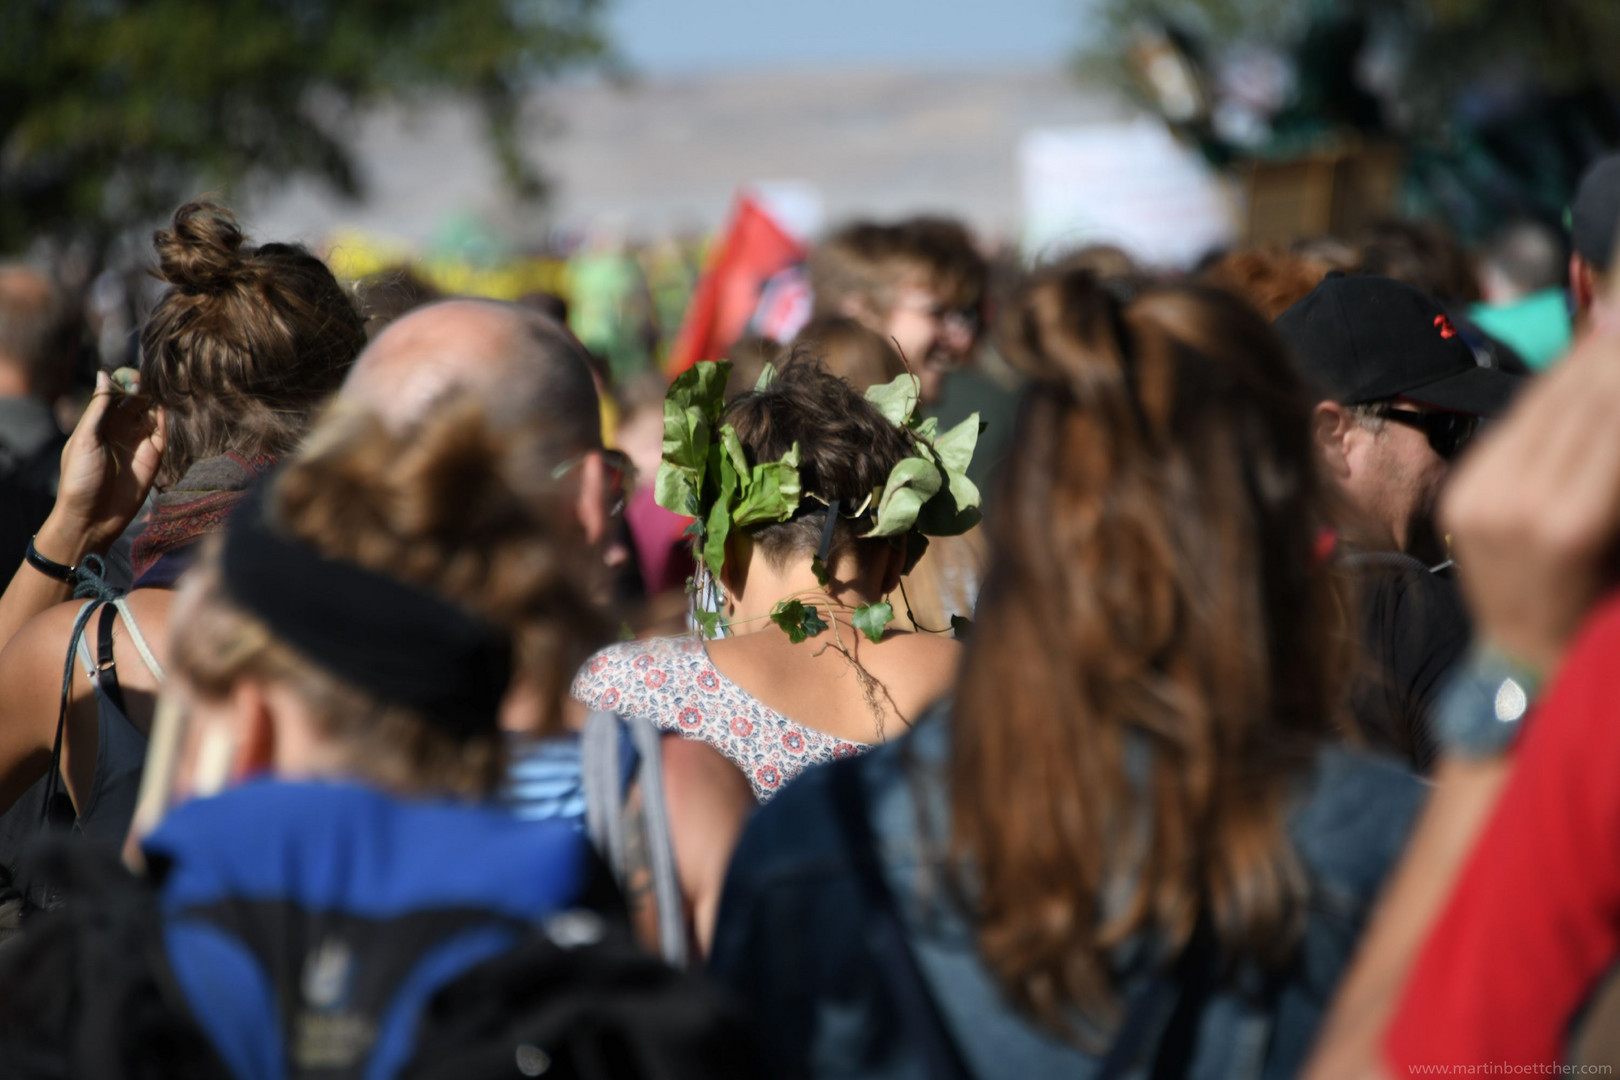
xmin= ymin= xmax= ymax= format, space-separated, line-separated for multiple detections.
xmin=343 ymin=298 xmax=602 ymax=453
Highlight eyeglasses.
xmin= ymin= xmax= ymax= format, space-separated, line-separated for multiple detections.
xmin=1371 ymin=406 xmax=1479 ymax=461
xmin=551 ymin=449 xmax=636 ymax=516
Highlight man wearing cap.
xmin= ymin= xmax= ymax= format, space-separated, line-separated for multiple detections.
xmin=1569 ymin=151 xmax=1620 ymax=337
xmin=1276 ymin=273 xmax=1525 ymax=771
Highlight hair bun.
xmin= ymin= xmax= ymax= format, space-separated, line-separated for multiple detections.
xmin=153 ymin=200 xmax=248 ymax=292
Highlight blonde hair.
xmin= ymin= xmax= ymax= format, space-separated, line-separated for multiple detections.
xmin=171 ymin=397 xmax=610 ymax=798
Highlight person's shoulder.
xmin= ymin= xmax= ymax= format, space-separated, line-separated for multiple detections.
xmin=0 ymin=599 xmax=91 ymax=707
xmin=571 ymin=635 xmax=702 ymax=701
xmin=870 ymin=629 xmax=961 ymax=676
xmin=1290 ymin=745 xmax=1427 ymax=900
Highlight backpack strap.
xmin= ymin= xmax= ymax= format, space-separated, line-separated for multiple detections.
xmin=582 ymin=709 xmax=627 ymax=873
xmin=829 ymin=759 xmax=975 ymax=1080
xmin=42 ymin=601 xmax=107 ymax=831
xmin=624 ymin=714 xmax=686 ymax=968
xmin=581 ymin=711 xmax=687 ymax=967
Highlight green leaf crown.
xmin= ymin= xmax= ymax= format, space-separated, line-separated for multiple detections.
xmin=654 ymin=358 xmax=983 ymax=587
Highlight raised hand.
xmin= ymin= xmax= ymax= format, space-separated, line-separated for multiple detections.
xmin=34 ymin=369 xmax=166 ymax=567
xmin=1441 ymin=329 xmax=1620 ymax=676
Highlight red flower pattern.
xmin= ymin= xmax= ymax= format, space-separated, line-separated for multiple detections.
xmin=570 ymin=635 xmax=872 ymax=801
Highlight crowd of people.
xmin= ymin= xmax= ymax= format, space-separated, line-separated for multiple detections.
xmin=0 ymin=146 xmax=1618 ymax=1078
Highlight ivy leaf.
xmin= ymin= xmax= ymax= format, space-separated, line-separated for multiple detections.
xmin=932 ymin=412 xmax=980 ymax=477
xmin=701 ymin=446 xmax=739 ymax=579
xmin=754 ymin=362 xmax=779 ymax=392
xmin=719 ymin=423 xmax=750 ymax=481
xmin=950 ymin=614 xmax=973 ymax=640
xmin=695 ymin=609 xmax=722 ymax=639
xmin=864 ymin=454 xmax=943 ymax=538
xmin=771 ymin=599 xmax=828 ymax=644
xmin=864 ymin=372 xmax=921 ymax=427
xmin=681 ymin=518 xmax=704 ymax=538
xmin=852 ymin=601 xmax=894 ymax=644
xmin=656 ymin=360 xmax=731 ymax=516
xmin=912 ymin=415 xmax=939 ymax=441
xmin=733 ymin=442 xmax=802 ymax=527
xmin=811 ymin=555 xmax=830 ymax=588
xmin=666 ymin=358 xmax=733 ymax=418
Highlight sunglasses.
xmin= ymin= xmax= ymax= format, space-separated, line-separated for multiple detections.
xmin=1372 ymin=406 xmax=1479 ymax=461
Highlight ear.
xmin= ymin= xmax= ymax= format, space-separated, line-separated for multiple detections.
xmin=879 ymin=539 xmax=907 ymax=599
xmin=230 ymin=678 xmax=278 ymax=782
xmin=573 ymin=450 xmax=609 ymax=547
xmin=718 ymin=532 xmax=753 ymax=603
xmin=1312 ymin=401 xmax=1354 ymax=482
xmin=1572 ymin=254 xmax=1596 ymax=316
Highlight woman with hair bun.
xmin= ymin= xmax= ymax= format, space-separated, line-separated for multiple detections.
xmin=0 ymin=200 xmax=365 ymax=865
xmin=710 ymin=272 xmax=1426 ymax=1077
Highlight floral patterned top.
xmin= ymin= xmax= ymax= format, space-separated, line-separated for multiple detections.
xmin=571 ymin=635 xmax=869 ymax=801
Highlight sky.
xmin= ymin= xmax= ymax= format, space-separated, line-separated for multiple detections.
xmin=605 ymin=0 xmax=1089 ymax=76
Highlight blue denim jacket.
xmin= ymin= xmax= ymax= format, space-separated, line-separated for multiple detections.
xmin=709 ymin=708 xmax=1425 ymax=1080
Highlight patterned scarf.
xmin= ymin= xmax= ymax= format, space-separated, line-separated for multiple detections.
xmin=130 ymin=452 xmax=276 ymax=582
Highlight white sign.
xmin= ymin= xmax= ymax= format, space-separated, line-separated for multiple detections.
xmin=1020 ymin=119 xmax=1238 ymax=269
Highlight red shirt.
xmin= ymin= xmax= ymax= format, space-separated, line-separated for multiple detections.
xmin=1384 ymin=592 xmax=1620 ymax=1071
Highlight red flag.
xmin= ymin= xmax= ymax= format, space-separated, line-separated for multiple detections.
xmin=667 ymin=194 xmax=806 ymax=375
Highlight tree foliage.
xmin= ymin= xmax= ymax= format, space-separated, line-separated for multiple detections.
xmin=1086 ymin=0 xmax=1620 ymax=131
xmin=0 ymin=0 xmax=610 ymax=252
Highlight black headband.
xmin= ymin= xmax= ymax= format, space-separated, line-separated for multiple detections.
xmin=220 ymin=480 xmax=513 ymax=735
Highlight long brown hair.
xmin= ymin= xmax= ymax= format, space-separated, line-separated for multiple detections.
xmin=950 ymin=272 xmax=1352 ymax=1037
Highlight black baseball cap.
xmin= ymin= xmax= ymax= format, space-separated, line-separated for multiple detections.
xmin=1274 ymin=274 xmax=1523 ymax=417
xmin=1570 ymin=152 xmax=1620 ymax=272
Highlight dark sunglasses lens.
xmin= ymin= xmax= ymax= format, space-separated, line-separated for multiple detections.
xmin=1429 ymin=414 xmax=1476 ymax=459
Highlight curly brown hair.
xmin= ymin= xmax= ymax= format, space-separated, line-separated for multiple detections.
xmin=171 ymin=396 xmax=610 ymax=798
xmin=140 ymin=200 xmax=366 ymax=488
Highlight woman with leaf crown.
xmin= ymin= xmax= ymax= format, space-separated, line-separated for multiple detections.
xmin=571 ymin=354 xmax=978 ymax=800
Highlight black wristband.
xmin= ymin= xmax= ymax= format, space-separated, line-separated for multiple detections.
xmin=25 ymin=535 xmax=75 ymax=583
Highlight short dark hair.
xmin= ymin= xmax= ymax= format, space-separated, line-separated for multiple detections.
xmin=722 ymin=354 xmax=915 ymax=571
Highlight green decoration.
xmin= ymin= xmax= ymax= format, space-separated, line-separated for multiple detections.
xmin=695 ymin=610 xmax=723 ymax=639
xmin=864 ymin=371 xmax=921 ymax=427
xmin=852 ymin=601 xmax=895 ymax=644
xmin=859 ymin=374 xmax=982 ymax=541
xmin=771 ymin=599 xmax=828 ymax=644
xmin=654 ymin=359 xmax=803 ymax=581
xmin=656 ymin=362 xmax=983 ymax=640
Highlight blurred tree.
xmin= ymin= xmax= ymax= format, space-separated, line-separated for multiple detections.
xmin=0 ymin=0 xmax=611 ymax=254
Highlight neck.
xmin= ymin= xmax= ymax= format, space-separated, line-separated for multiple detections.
xmin=727 ymin=553 xmax=887 ymax=636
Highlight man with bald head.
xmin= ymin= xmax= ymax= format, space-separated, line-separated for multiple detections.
xmin=343 ymin=297 xmax=622 ymax=560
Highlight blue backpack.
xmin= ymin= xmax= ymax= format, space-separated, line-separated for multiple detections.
xmin=0 ymin=780 xmax=756 ymax=1080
